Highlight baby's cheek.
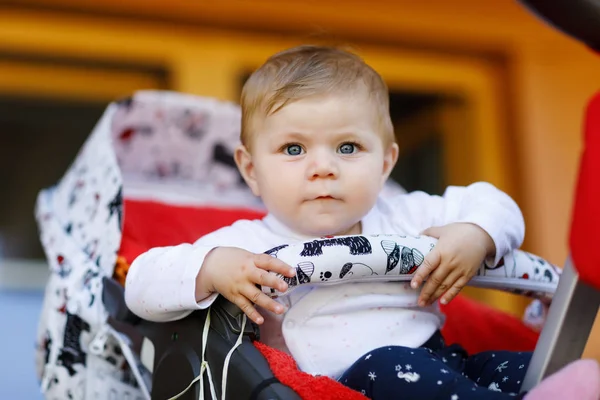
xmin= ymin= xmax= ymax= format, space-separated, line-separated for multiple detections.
xmin=352 ymin=172 xmax=381 ymax=201
xmin=264 ymin=177 xmax=296 ymax=199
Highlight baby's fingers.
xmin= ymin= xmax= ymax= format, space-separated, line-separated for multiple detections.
xmin=429 ymin=270 xmax=462 ymax=305
xmin=241 ymin=285 xmax=285 ymax=315
xmin=231 ymin=293 xmax=265 ymax=324
xmin=411 ymin=248 xmax=441 ymax=289
xmin=418 ymin=269 xmax=447 ymax=306
xmin=251 ymin=267 xmax=289 ymax=293
xmin=440 ymin=276 xmax=469 ymax=305
xmin=254 ymin=254 xmax=296 ymax=277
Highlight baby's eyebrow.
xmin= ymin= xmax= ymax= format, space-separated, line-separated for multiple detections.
xmin=274 ymin=131 xmax=311 ymax=142
xmin=329 ymin=131 xmax=370 ymax=141
xmin=272 ymin=130 xmax=369 ymax=144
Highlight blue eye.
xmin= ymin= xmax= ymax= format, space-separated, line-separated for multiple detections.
xmin=285 ymin=144 xmax=304 ymax=156
xmin=338 ymin=143 xmax=357 ymax=154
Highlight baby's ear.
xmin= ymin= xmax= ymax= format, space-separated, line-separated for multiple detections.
xmin=234 ymin=145 xmax=260 ymax=196
xmin=381 ymin=142 xmax=399 ymax=185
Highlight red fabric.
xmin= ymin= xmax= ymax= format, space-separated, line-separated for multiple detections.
xmin=440 ymin=295 xmax=538 ymax=353
xmin=118 ymin=198 xmax=538 ymax=398
xmin=569 ymin=92 xmax=600 ymax=289
xmin=254 ymin=341 xmax=368 ymax=400
xmin=119 ymin=199 xmax=266 ymax=264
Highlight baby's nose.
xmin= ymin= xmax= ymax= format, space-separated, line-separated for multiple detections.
xmin=308 ymin=153 xmax=339 ymax=179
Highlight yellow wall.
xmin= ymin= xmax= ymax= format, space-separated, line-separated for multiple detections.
xmin=1 ymin=0 xmax=600 ymax=355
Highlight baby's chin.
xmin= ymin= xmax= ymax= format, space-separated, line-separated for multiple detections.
xmin=292 ymin=219 xmax=362 ymax=238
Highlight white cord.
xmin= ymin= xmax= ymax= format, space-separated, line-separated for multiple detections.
xmin=104 ymin=326 xmax=152 ymax=400
xmin=221 ymin=314 xmax=247 ymax=400
xmin=167 ymin=311 xmax=247 ymax=400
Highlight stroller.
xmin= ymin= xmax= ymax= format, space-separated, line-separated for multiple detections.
xmin=34 ymin=1 xmax=600 ymax=398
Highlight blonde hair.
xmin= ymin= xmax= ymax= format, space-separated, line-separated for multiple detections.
xmin=240 ymin=45 xmax=394 ymax=149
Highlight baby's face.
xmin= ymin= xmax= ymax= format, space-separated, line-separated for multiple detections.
xmin=242 ymin=93 xmax=397 ymax=237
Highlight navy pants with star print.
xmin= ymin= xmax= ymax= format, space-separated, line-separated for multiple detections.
xmin=339 ymin=331 xmax=531 ymax=399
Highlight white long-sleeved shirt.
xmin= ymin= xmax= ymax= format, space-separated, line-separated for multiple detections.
xmin=124 ymin=182 xmax=524 ymax=379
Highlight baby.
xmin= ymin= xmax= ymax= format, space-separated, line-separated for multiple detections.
xmin=125 ymin=45 xmax=579 ymax=399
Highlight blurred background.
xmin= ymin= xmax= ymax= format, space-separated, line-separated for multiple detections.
xmin=1 ymin=0 xmax=600 ymax=397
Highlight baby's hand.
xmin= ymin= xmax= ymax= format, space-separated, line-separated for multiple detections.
xmin=198 ymin=247 xmax=296 ymax=325
xmin=410 ymin=223 xmax=495 ymax=306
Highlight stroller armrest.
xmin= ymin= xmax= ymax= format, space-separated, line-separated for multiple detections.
xmin=101 ymin=276 xmax=260 ymax=339
xmin=209 ymin=294 xmax=260 ymax=342
xmin=262 ymin=235 xmax=560 ymax=301
xmin=102 ymin=276 xmax=141 ymax=324
xmin=101 ymin=277 xmax=301 ymax=399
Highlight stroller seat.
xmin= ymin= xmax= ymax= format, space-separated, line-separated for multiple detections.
xmin=35 ymin=89 xmax=577 ymax=400
xmin=107 ymin=195 xmax=549 ymax=400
